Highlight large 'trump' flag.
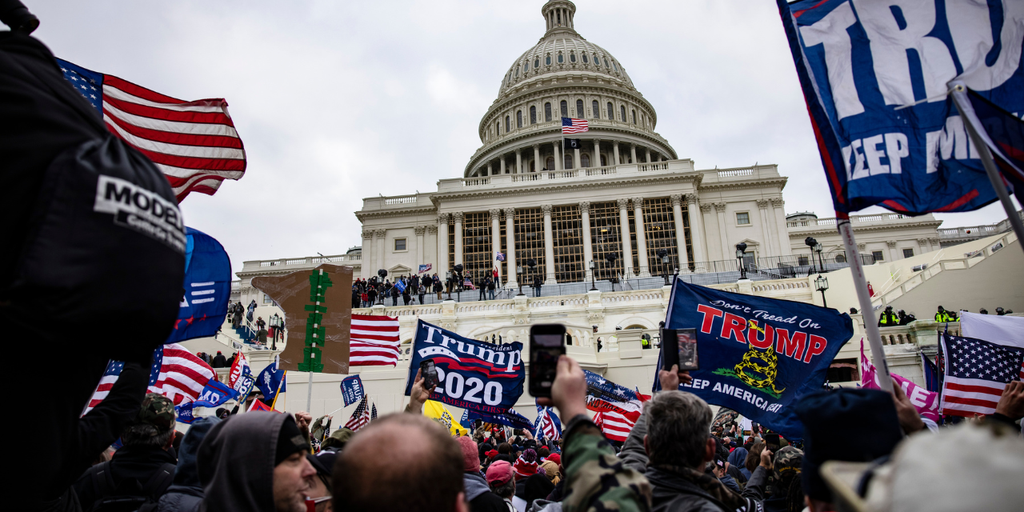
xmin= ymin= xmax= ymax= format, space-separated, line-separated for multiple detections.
xmin=350 ymin=314 xmax=401 ymax=366
xmin=939 ymin=333 xmax=1024 ymax=417
xmin=777 ymin=0 xmax=1024 ymax=215
xmin=404 ymin=320 xmax=525 ymax=414
xmin=659 ymin=280 xmax=854 ymax=440
xmin=57 ymin=59 xmax=247 ymax=202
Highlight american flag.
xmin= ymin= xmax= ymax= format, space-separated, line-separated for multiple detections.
xmin=939 ymin=333 xmax=1024 ymax=417
xmin=57 ymin=59 xmax=246 ymax=203
xmin=84 ymin=343 xmax=217 ymax=414
xmin=562 ymin=117 xmax=589 ymax=135
xmin=534 ymin=405 xmax=562 ymax=441
xmin=344 ymin=395 xmax=372 ymax=432
xmin=350 ymin=314 xmax=401 ymax=366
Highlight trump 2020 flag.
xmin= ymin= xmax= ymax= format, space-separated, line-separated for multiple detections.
xmin=777 ymin=0 xmax=1024 ymax=215
xmin=404 ymin=320 xmax=524 ymax=414
xmin=659 ymin=280 xmax=853 ymax=440
xmin=166 ymin=227 xmax=231 ymax=344
xmin=175 ymin=401 xmax=194 ymax=424
xmin=340 ymin=375 xmax=365 ymax=407
xmin=193 ymin=380 xmax=239 ymax=409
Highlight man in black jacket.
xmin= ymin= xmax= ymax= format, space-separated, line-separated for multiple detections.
xmin=619 ymin=366 xmax=771 ymax=512
xmin=74 ymin=393 xmax=179 ymax=511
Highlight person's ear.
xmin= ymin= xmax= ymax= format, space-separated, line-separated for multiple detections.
xmin=704 ymin=437 xmax=715 ymax=463
xmin=455 ymin=491 xmax=469 ymax=512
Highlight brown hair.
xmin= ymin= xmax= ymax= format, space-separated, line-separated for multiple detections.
xmin=745 ymin=441 xmax=765 ymax=473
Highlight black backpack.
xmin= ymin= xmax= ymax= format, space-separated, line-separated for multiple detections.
xmin=84 ymin=461 xmax=176 ymax=512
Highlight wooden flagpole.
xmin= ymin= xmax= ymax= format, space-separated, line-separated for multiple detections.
xmin=837 ymin=216 xmax=893 ymax=393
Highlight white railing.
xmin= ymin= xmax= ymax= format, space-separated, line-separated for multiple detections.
xmin=463 ymin=178 xmax=490 ymax=187
xmin=718 ymin=168 xmax=754 ymax=177
xmin=638 ymin=162 xmax=669 ymax=172
xmin=384 ymin=195 xmax=418 ymax=205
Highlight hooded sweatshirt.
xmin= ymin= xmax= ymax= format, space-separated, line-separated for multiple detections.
xmin=155 ymin=417 xmax=220 ymax=512
xmin=198 ymin=411 xmax=290 ymax=512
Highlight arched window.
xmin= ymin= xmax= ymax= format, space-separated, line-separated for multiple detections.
xmin=517 ymin=110 xmax=523 ymax=128
xmin=607 ymin=102 xmax=613 ymax=120
xmin=505 ymin=115 xmax=510 ymax=132
xmin=535 ymin=58 xmax=540 ymax=68
xmin=546 ymin=54 xmax=551 ymax=66
xmin=582 ymin=53 xmax=588 ymax=64
xmin=604 ymin=57 xmax=610 ymax=67
xmin=620 ymin=105 xmax=626 ymax=122
xmin=576 ymin=99 xmax=584 ymax=118
xmin=600 ymin=154 xmax=607 ymax=166
xmin=560 ymin=100 xmax=568 ymax=118
xmin=612 ymin=61 xmax=618 ymax=71
xmin=564 ymin=154 xmax=573 ymax=169
xmin=496 ymin=121 xmax=500 ymax=134
xmin=594 ymin=54 xmax=600 ymax=66
xmin=544 ymin=102 xmax=552 ymax=122
xmin=581 ymin=153 xmax=591 ymax=167
xmin=524 ymin=62 xmax=529 ymax=73
xmin=557 ymin=53 xmax=564 ymax=64
xmin=515 ymin=67 xmax=519 ymax=78
xmin=530 ymin=160 xmax=535 ymax=172
xmin=570 ymin=52 xmax=576 ymax=63
xmin=530 ymin=106 xmax=537 ymax=124
xmin=593 ymin=100 xmax=600 ymax=119
xmin=632 ymin=109 xmax=636 ymax=124
xmin=545 ymin=156 xmax=554 ymax=170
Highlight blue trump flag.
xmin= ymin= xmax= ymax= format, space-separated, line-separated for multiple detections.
xmin=462 ymin=408 xmax=535 ymax=431
xmin=658 ymin=280 xmax=853 ymax=440
xmin=166 ymin=227 xmax=232 ymax=343
xmin=193 ymin=380 xmax=240 ymax=409
xmin=340 ymin=375 xmax=365 ymax=406
xmin=404 ymin=320 xmax=525 ymax=414
xmin=256 ymin=360 xmax=287 ymax=401
xmin=777 ymin=0 xmax=1024 ymax=215
xmin=175 ymin=402 xmax=195 ymax=424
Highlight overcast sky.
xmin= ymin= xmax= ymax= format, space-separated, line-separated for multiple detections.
xmin=30 ymin=0 xmax=1016 ymax=274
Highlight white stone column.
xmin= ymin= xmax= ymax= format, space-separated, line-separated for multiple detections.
xmin=361 ymin=230 xmax=374 ymax=279
xmin=670 ymin=195 xmax=689 ymax=272
xmin=573 ymin=147 xmax=580 ymax=170
xmin=487 ymin=162 xmax=492 ymax=176
xmin=532 ymin=145 xmax=541 ymax=173
xmin=554 ymin=142 xmax=562 ymax=171
xmin=645 ymin=148 xmax=651 ymax=163
xmin=593 ymin=139 xmax=601 ymax=167
xmin=490 ymin=209 xmax=501 ymax=281
xmin=887 ymin=240 xmax=898 ymax=262
xmin=515 ymin=149 xmax=522 ymax=174
xmin=693 ymin=201 xmax=710 ymax=264
xmin=756 ymin=199 xmax=774 ymax=257
xmin=542 ymin=204 xmax=557 ymax=284
xmin=771 ymin=198 xmax=791 ymax=255
xmin=427 ymin=225 xmax=438 ymax=272
xmin=415 ymin=226 xmax=425 ymax=268
xmin=505 ymin=208 xmax=517 ymax=289
xmin=617 ymin=198 xmax=634 ymax=276
xmin=612 ymin=141 xmax=620 ymax=165
xmin=715 ymin=203 xmax=729 ymax=261
xmin=580 ymin=201 xmax=593 ymax=281
xmin=437 ymin=214 xmax=450 ymax=273
xmin=453 ymin=212 xmax=464 ymax=267
xmin=499 ymin=156 xmax=506 ymax=175
xmin=629 ymin=144 xmax=637 ymax=164
xmin=374 ymin=228 xmax=386 ymax=273
xmin=632 ymin=197 xmax=651 ymax=277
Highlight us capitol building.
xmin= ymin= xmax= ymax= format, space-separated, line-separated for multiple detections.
xmin=215 ymin=1 xmax=1020 ymax=420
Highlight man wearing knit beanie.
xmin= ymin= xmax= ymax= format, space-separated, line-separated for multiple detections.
xmin=456 ymin=436 xmax=507 ymax=512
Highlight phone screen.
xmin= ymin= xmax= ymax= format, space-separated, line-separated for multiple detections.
xmin=420 ymin=359 xmax=439 ymax=391
xmin=676 ymin=328 xmax=699 ymax=371
xmin=529 ymin=326 xmax=565 ymax=397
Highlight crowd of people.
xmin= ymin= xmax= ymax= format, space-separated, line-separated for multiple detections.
xmin=31 ymin=352 xmax=1023 ymax=512
xmin=876 ymin=304 xmax=1015 ymax=327
xmin=352 ymin=269 xmax=519 ymax=308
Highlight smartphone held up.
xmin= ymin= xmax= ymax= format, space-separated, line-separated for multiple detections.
xmin=529 ymin=323 xmax=566 ymax=398
xmin=661 ymin=327 xmax=699 ymax=373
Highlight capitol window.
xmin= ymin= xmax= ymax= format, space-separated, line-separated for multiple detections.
xmin=524 ymin=62 xmax=529 ymax=73
xmin=632 ymin=109 xmax=636 ymax=124
xmin=604 ymin=57 xmax=610 ymax=67
xmin=736 ymin=212 xmax=750 ymax=225
xmin=545 ymin=156 xmax=554 ymax=170
xmin=620 ymin=105 xmax=626 ymax=122
xmin=576 ymin=99 xmax=584 ymax=118
xmin=515 ymin=67 xmax=519 ymax=78
xmin=558 ymin=53 xmax=563 ymax=64
xmin=593 ymin=100 xmax=600 ymax=119
xmin=594 ymin=54 xmax=600 ymax=66
xmin=545 ymin=102 xmax=552 ymax=122
xmin=564 ymin=154 xmax=574 ymax=169
xmin=394 ymin=238 xmax=407 ymax=251
xmin=560 ymin=100 xmax=568 ymax=118
xmin=505 ymin=115 xmax=510 ymax=132
xmin=530 ymin=106 xmax=537 ymax=124
xmin=582 ymin=53 xmax=588 ymax=64
xmin=546 ymin=54 xmax=551 ymax=66
xmin=517 ymin=110 xmax=523 ymax=128
xmin=581 ymin=153 xmax=591 ymax=167
xmin=607 ymin=102 xmax=613 ymax=120
xmin=872 ymin=251 xmax=885 ymax=262
xmin=535 ymin=58 xmax=540 ymax=68
xmin=570 ymin=52 xmax=576 ymax=63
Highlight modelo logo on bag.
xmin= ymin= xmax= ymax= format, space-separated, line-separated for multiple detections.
xmin=94 ymin=175 xmax=186 ymax=253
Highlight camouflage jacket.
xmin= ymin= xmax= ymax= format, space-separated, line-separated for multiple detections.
xmin=561 ymin=415 xmax=652 ymax=512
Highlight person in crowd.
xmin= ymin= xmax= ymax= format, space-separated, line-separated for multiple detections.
xmin=980 ymin=308 xmax=989 ymax=314
xmin=212 ymin=351 xmax=227 ymax=368
xmin=479 ymin=276 xmax=489 ymax=301
xmin=305 ymin=451 xmax=336 ymax=512
xmin=247 ymin=299 xmax=257 ymax=323
xmin=741 ymin=441 xmax=765 ymax=481
xmin=434 ymin=274 xmax=444 ymax=300
xmin=877 ymin=306 xmax=898 ymax=327
xmin=153 ymin=417 xmax=220 ymax=512
xmin=487 ymin=275 xmax=496 ymax=300
xmin=198 ymin=411 xmax=315 ymax=512
xmin=74 ymin=394 xmax=179 ymax=511
xmin=762 ymin=446 xmax=804 ymax=512
xmin=418 ymin=282 xmax=427 ymax=305
xmin=934 ymin=305 xmax=955 ymax=322
xmin=486 ymin=461 xmax=516 ymax=512
xmin=618 ymin=364 xmax=771 ymax=511
xmin=402 ymin=283 xmax=412 ymax=305
xmin=366 ymin=285 xmax=378 ymax=306
xmin=391 ymin=284 xmax=400 ymax=306
xmin=456 ymin=436 xmax=508 ymax=512
xmin=533 ymin=276 xmax=542 ymax=297
xmin=897 ymin=309 xmax=917 ymax=325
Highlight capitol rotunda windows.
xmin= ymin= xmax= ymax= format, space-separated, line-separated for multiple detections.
xmin=593 ymin=100 xmax=599 ymax=119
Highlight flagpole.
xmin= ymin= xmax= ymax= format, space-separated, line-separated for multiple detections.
xmin=271 ymin=370 xmax=287 ymax=411
xmin=837 ymin=215 xmax=893 ymax=393
xmin=306 ymin=371 xmax=313 ymax=413
xmin=950 ymin=84 xmax=1024 ymax=257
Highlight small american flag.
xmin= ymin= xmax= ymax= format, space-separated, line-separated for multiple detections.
xmin=84 ymin=343 xmax=217 ymax=414
xmin=350 ymin=314 xmax=401 ymax=366
xmin=495 ymin=253 xmax=506 ymax=262
xmin=562 ymin=117 xmax=589 ymax=134
xmin=534 ymin=405 xmax=562 ymax=441
xmin=418 ymin=264 xmax=433 ymax=274
xmin=344 ymin=395 xmax=372 ymax=432
xmin=57 ymin=59 xmax=246 ymax=203
xmin=939 ymin=333 xmax=1024 ymax=417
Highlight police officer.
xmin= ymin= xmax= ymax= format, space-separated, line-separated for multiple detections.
xmin=878 ymin=306 xmax=899 ymax=327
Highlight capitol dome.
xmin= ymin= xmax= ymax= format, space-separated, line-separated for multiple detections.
xmin=464 ymin=0 xmax=676 ymax=178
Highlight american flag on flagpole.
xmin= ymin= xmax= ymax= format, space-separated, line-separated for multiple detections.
xmin=350 ymin=314 xmax=401 ymax=366
xmin=344 ymin=395 xmax=372 ymax=432
xmin=561 ymin=117 xmax=589 ymax=135
xmin=534 ymin=405 xmax=562 ymax=441
xmin=57 ymin=59 xmax=246 ymax=203
xmin=939 ymin=333 xmax=1024 ymax=417
xmin=84 ymin=343 xmax=217 ymax=414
